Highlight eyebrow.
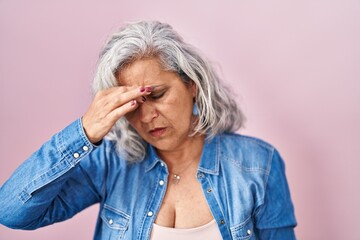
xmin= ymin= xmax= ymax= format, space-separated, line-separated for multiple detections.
xmin=151 ymin=84 xmax=166 ymax=91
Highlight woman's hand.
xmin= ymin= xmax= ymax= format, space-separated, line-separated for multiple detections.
xmin=82 ymin=86 xmax=151 ymax=144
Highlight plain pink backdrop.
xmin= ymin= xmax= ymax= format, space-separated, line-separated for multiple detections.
xmin=1 ymin=1 xmax=359 ymax=239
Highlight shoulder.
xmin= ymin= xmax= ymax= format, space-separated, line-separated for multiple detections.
xmin=216 ymin=132 xmax=278 ymax=174
xmin=218 ymin=132 xmax=275 ymax=150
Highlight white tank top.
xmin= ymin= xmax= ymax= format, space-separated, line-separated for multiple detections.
xmin=150 ymin=219 xmax=223 ymax=240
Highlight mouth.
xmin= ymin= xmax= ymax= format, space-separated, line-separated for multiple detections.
xmin=149 ymin=127 xmax=167 ymax=137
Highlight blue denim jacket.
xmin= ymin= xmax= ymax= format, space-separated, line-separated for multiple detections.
xmin=0 ymin=118 xmax=297 ymax=239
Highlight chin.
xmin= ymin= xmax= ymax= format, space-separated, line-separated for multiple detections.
xmin=146 ymin=138 xmax=179 ymax=152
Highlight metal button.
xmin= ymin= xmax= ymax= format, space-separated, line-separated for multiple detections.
xmin=73 ymin=152 xmax=80 ymax=158
xmin=159 ymin=180 xmax=165 ymax=186
xmin=220 ymin=220 xmax=225 ymax=225
xmin=83 ymin=146 xmax=89 ymax=151
xmin=109 ymin=219 xmax=113 ymax=225
xmin=160 ymin=162 xmax=165 ymax=167
xmin=207 ymin=189 xmax=212 ymax=193
xmin=197 ymin=173 xmax=203 ymax=178
xmin=147 ymin=211 xmax=153 ymax=217
xmin=247 ymin=229 xmax=252 ymax=235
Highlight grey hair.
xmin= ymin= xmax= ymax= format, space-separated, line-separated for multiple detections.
xmin=92 ymin=21 xmax=245 ymax=162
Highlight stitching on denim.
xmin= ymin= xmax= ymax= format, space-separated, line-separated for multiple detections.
xmin=77 ymin=119 xmax=92 ymax=153
xmin=18 ymin=191 xmax=31 ymax=203
xmin=230 ymin=215 xmax=253 ymax=231
xmin=197 ymin=136 xmax=220 ymax=175
xmin=225 ymin=156 xmax=269 ymax=173
xmin=263 ymin=148 xmax=274 ymax=190
xmin=101 ymin=204 xmax=130 ymax=231
xmin=230 ymin=215 xmax=254 ymax=240
xmin=57 ymin=129 xmax=73 ymax=165
xmin=137 ymin=169 xmax=160 ymax=239
xmin=22 ymin=133 xmax=69 ymax=194
xmin=253 ymin=148 xmax=274 ymax=218
xmin=220 ymin=134 xmax=273 ymax=173
xmin=215 ymin=135 xmax=220 ymax=172
xmin=207 ymin=176 xmax=227 ymax=218
xmin=18 ymin=132 xmax=69 ymax=203
xmin=198 ymin=166 xmax=218 ymax=174
xmin=237 ymin=135 xmax=274 ymax=151
xmin=21 ymin=159 xmax=71 ymax=197
xmin=104 ymin=204 xmax=131 ymax=219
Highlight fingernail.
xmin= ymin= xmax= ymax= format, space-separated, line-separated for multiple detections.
xmin=145 ymin=86 xmax=152 ymax=92
xmin=131 ymin=100 xmax=136 ymax=106
xmin=140 ymin=87 xmax=145 ymax=92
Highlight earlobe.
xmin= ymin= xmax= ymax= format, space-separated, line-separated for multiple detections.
xmin=192 ymin=101 xmax=199 ymax=116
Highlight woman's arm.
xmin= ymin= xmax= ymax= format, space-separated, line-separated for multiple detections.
xmin=0 ymin=85 xmax=151 ymax=230
xmin=0 ymin=119 xmax=104 ymax=229
xmin=254 ymin=149 xmax=297 ymax=239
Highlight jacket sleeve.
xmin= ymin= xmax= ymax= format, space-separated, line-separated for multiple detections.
xmin=0 ymin=118 xmax=107 ymax=230
xmin=254 ymin=149 xmax=297 ymax=239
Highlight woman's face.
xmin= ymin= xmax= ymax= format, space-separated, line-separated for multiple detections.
xmin=119 ymin=58 xmax=196 ymax=152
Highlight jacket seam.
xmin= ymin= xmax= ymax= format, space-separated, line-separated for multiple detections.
xmin=254 ymin=148 xmax=275 ymax=218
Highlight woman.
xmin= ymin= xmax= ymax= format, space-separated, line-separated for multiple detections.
xmin=0 ymin=21 xmax=297 ymax=239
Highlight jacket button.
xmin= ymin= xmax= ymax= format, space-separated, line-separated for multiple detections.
xmin=220 ymin=220 xmax=225 ymax=225
xmin=109 ymin=219 xmax=113 ymax=225
xmin=147 ymin=211 xmax=154 ymax=217
xmin=159 ymin=180 xmax=165 ymax=186
xmin=197 ymin=173 xmax=203 ymax=179
xmin=207 ymin=189 xmax=212 ymax=193
xmin=83 ymin=146 xmax=89 ymax=151
xmin=73 ymin=153 xmax=80 ymax=158
xmin=247 ymin=229 xmax=252 ymax=235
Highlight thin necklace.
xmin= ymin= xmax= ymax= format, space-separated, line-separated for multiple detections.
xmin=169 ymin=159 xmax=196 ymax=185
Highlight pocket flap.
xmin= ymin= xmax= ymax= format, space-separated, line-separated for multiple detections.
xmin=230 ymin=217 xmax=254 ymax=240
xmin=101 ymin=204 xmax=130 ymax=230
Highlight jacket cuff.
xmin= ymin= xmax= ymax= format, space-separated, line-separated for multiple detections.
xmin=56 ymin=118 xmax=97 ymax=166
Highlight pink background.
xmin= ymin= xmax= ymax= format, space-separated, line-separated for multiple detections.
xmin=1 ymin=1 xmax=359 ymax=239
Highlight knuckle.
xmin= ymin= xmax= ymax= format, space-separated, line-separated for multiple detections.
xmin=95 ymin=90 xmax=106 ymax=98
xmin=111 ymin=95 xmax=123 ymax=105
xmin=116 ymin=86 xmax=128 ymax=93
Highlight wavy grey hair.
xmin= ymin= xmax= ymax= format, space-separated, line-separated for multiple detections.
xmin=92 ymin=21 xmax=245 ymax=162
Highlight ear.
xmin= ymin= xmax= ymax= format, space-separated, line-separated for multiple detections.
xmin=189 ymin=81 xmax=197 ymax=98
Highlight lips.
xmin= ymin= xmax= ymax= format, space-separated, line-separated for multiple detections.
xmin=149 ymin=127 xmax=166 ymax=137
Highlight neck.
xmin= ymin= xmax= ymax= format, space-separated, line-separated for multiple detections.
xmin=156 ymin=134 xmax=205 ymax=174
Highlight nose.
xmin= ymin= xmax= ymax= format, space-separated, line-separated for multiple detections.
xmin=138 ymin=102 xmax=159 ymax=123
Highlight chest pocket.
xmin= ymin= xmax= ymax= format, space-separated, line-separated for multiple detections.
xmin=100 ymin=204 xmax=130 ymax=240
xmin=230 ymin=217 xmax=255 ymax=240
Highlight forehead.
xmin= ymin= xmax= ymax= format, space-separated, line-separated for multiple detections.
xmin=118 ymin=58 xmax=166 ymax=87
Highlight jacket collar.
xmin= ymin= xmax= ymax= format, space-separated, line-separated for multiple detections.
xmin=144 ymin=135 xmax=220 ymax=175
xmin=198 ymin=135 xmax=220 ymax=175
xmin=144 ymin=145 xmax=162 ymax=173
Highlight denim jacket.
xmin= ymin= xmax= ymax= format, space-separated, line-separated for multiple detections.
xmin=0 ymin=118 xmax=297 ymax=239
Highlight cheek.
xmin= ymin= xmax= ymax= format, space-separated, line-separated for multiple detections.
xmin=124 ymin=113 xmax=141 ymax=131
xmin=124 ymin=112 xmax=134 ymax=124
xmin=160 ymin=98 xmax=193 ymax=123
xmin=165 ymin=90 xmax=192 ymax=109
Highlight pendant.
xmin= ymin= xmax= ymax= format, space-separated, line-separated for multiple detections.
xmin=173 ymin=174 xmax=181 ymax=185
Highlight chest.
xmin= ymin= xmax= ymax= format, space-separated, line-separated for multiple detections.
xmin=154 ymin=173 xmax=214 ymax=228
xmin=96 ymin=161 xmax=262 ymax=240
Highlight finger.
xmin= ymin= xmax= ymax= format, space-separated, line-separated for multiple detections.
xmin=106 ymin=99 xmax=138 ymax=124
xmin=136 ymin=95 xmax=147 ymax=104
xmin=103 ymin=86 xmax=152 ymax=111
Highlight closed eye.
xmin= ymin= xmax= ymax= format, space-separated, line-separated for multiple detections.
xmin=149 ymin=90 xmax=166 ymax=100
